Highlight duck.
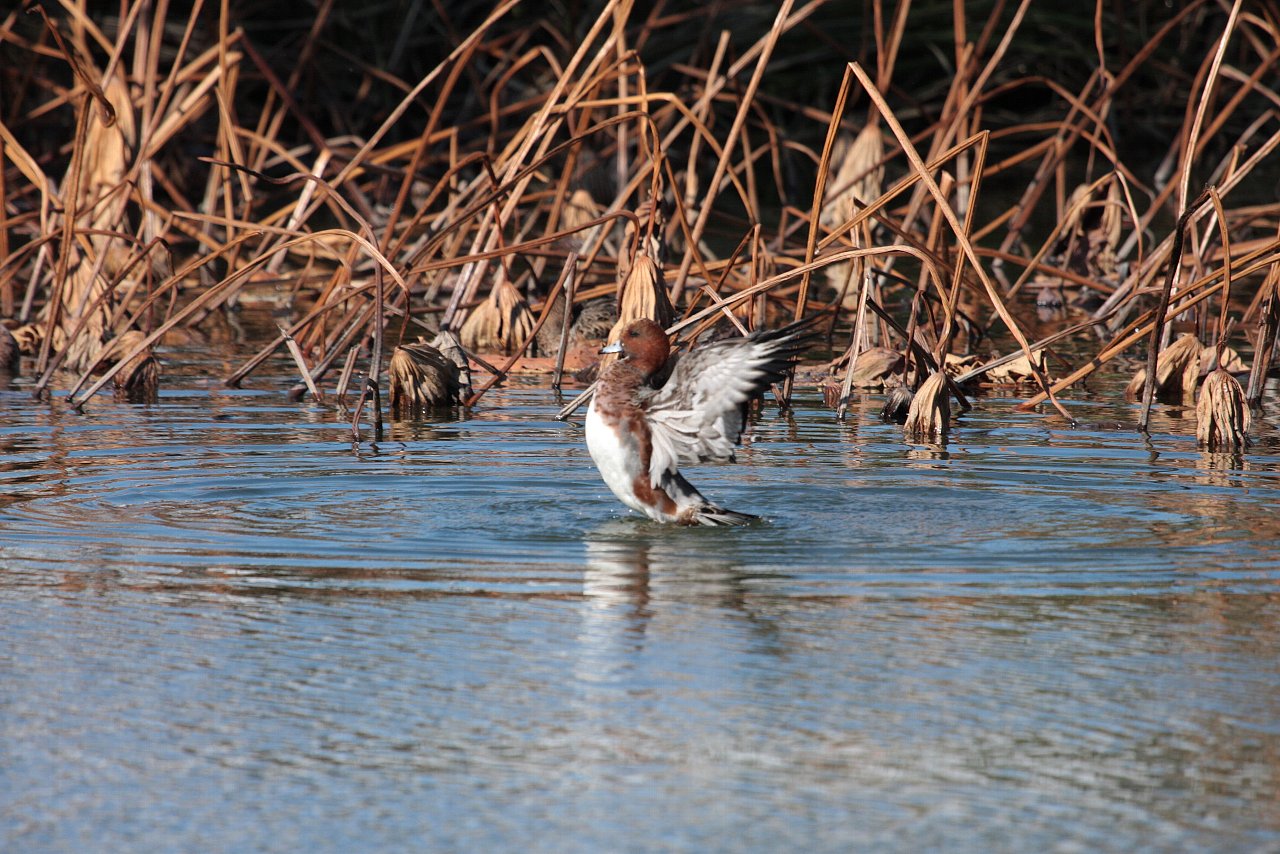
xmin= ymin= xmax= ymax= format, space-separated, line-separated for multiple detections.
xmin=585 ymin=317 xmax=816 ymax=525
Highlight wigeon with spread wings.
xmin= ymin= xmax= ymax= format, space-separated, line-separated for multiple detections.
xmin=585 ymin=318 xmax=816 ymax=526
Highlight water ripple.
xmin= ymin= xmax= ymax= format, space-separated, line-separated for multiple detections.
xmin=3 ymin=372 xmax=1280 ymax=851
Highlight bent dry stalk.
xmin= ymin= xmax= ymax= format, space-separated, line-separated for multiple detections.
xmin=0 ymin=0 xmax=1274 ymax=453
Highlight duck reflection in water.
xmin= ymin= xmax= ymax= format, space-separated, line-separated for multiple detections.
xmin=582 ymin=521 xmax=785 ymax=620
xmin=572 ymin=524 xmax=789 ymax=706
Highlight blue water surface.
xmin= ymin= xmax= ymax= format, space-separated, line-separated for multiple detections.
xmin=2 ymin=362 xmax=1279 ymax=852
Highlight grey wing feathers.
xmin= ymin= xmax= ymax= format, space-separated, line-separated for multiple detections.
xmin=644 ymin=321 xmax=815 ymax=485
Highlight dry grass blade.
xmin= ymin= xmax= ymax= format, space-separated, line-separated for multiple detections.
xmin=904 ymin=370 xmax=950 ymax=443
xmin=3 ymin=0 xmax=1277 ymax=435
xmin=459 ymin=275 xmax=535 ymax=355
xmin=1196 ymin=369 xmax=1250 ymax=450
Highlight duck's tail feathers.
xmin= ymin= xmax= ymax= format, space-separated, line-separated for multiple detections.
xmin=689 ymin=504 xmax=759 ymax=526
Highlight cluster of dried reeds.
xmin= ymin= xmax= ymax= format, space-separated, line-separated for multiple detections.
xmin=2 ymin=1 xmax=1278 ymax=449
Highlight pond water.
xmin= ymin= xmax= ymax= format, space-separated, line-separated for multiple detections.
xmin=2 ymin=329 xmax=1279 ymax=852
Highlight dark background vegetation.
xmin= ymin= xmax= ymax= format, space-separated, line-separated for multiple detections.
xmin=6 ymin=1 xmax=1273 ymax=217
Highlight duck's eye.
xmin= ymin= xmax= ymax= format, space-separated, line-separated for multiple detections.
xmin=627 ymin=329 xmax=638 ymax=337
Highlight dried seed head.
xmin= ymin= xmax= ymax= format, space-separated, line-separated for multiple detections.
xmin=903 ymin=370 xmax=950 ymax=442
xmin=637 ymin=199 xmax=667 ymax=263
xmin=1196 ymin=368 xmax=1250 ymax=450
xmin=604 ymin=254 xmax=673 ymax=367
xmin=389 ymin=340 xmax=462 ymax=416
xmin=619 ymin=200 xmax=667 ymax=285
xmin=459 ymin=275 xmax=535 ymax=355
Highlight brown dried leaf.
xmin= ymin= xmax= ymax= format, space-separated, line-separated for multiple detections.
xmin=1196 ymin=369 xmax=1250 ymax=450
xmin=1055 ymin=181 xmax=1124 ymax=282
xmin=987 ymin=349 xmax=1049 ymax=384
xmin=10 ymin=325 xmax=42 ymax=355
xmin=943 ymin=353 xmax=979 ymax=378
xmin=1124 ymin=367 xmax=1147 ymax=402
xmin=904 ymin=370 xmax=950 ymax=442
xmin=1201 ymin=345 xmax=1246 ymax=374
xmin=1093 ymin=181 xmax=1124 ymax=277
xmin=389 ymin=340 xmax=462 ymax=416
xmin=1128 ymin=333 xmax=1202 ymax=402
xmin=50 ymin=251 xmax=115 ymax=372
xmin=845 ymin=347 xmax=903 ymax=389
xmin=1157 ymin=333 xmax=1203 ymax=399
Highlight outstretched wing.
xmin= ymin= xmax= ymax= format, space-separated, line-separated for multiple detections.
xmin=643 ymin=321 xmax=815 ymax=485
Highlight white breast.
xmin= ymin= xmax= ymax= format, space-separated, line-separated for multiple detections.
xmin=586 ymin=401 xmax=647 ymax=514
